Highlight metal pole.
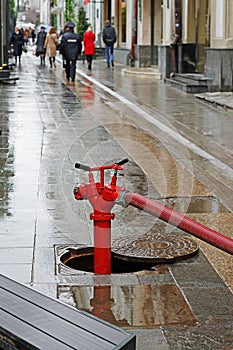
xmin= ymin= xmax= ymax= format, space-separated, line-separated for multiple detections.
xmin=4 ymin=0 xmax=8 ymax=65
xmin=0 ymin=0 xmax=2 ymax=67
xmin=130 ymin=0 xmax=137 ymax=65
xmin=91 ymin=210 xmax=113 ymax=274
xmin=150 ymin=0 xmax=154 ymax=65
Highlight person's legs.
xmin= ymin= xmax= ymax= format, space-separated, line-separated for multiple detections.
xmin=89 ymin=55 xmax=93 ymax=70
xmin=110 ymin=44 xmax=114 ymax=66
xmin=49 ymin=57 xmax=52 ymax=67
xmin=65 ymin=60 xmax=71 ymax=80
xmin=86 ymin=54 xmax=90 ymax=68
xmin=105 ymin=45 xmax=110 ymax=67
xmin=70 ymin=60 xmax=76 ymax=81
xmin=53 ymin=57 xmax=56 ymax=68
xmin=62 ymin=56 xmax=66 ymax=69
xmin=86 ymin=54 xmax=92 ymax=70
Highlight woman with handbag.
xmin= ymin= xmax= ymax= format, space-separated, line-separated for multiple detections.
xmin=44 ymin=27 xmax=58 ymax=68
xmin=35 ymin=26 xmax=47 ymax=65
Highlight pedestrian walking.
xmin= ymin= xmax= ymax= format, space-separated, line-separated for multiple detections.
xmin=44 ymin=27 xmax=58 ymax=68
xmin=23 ymin=28 xmax=30 ymax=46
xmin=30 ymin=29 xmax=36 ymax=45
xmin=35 ymin=25 xmax=47 ymax=65
xmin=83 ymin=25 xmax=95 ymax=72
xmin=59 ymin=22 xmax=82 ymax=82
xmin=102 ymin=19 xmax=117 ymax=68
xmin=10 ymin=26 xmax=24 ymax=65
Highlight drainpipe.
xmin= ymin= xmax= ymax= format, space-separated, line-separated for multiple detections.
xmin=0 ymin=1 xmax=2 ymax=67
xmin=150 ymin=0 xmax=154 ymax=65
xmin=130 ymin=0 xmax=137 ymax=66
xmin=122 ymin=191 xmax=233 ymax=255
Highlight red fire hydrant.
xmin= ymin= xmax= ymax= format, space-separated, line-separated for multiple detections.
xmin=74 ymin=159 xmax=233 ymax=275
xmin=74 ymin=159 xmax=128 ymax=274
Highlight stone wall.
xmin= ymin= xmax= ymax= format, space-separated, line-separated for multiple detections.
xmin=114 ymin=49 xmax=130 ymax=65
xmin=158 ymin=45 xmax=171 ymax=79
xmin=133 ymin=45 xmax=158 ymax=67
xmin=205 ymin=48 xmax=233 ymax=92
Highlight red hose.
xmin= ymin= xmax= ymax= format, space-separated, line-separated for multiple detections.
xmin=124 ymin=192 xmax=233 ymax=255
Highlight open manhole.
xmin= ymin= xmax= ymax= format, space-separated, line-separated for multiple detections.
xmin=60 ymin=246 xmax=158 ymax=273
xmin=58 ymin=233 xmax=198 ymax=274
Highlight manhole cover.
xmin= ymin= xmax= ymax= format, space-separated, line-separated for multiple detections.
xmin=112 ymin=232 xmax=198 ymax=263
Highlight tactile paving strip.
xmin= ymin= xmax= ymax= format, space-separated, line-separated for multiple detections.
xmin=112 ymin=232 xmax=199 ymax=263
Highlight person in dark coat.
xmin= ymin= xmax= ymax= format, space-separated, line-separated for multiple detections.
xmin=59 ymin=22 xmax=82 ymax=81
xmin=83 ymin=25 xmax=95 ymax=72
xmin=36 ymin=26 xmax=47 ymax=65
xmin=31 ymin=29 xmax=36 ymax=44
xmin=10 ymin=26 xmax=24 ymax=65
xmin=102 ymin=19 xmax=117 ymax=68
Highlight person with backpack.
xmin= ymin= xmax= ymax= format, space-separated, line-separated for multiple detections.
xmin=102 ymin=19 xmax=117 ymax=68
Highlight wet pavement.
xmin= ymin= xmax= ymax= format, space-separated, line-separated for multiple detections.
xmin=0 ymin=46 xmax=233 ymax=349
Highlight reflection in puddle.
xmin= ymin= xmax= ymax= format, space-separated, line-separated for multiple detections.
xmin=58 ymin=284 xmax=196 ymax=328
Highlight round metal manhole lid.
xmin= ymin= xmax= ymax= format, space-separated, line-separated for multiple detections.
xmin=112 ymin=232 xmax=199 ymax=263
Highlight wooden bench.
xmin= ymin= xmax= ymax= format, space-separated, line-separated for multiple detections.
xmin=0 ymin=274 xmax=136 ymax=350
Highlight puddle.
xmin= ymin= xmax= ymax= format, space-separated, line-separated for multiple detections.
xmin=58 ymin=284 xmax=197 ymax=328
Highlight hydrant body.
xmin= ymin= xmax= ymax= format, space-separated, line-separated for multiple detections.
xmin=74 ymin=161 xmax=128 ymax=274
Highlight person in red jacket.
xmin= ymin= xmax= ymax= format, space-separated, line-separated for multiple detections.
xmin=83 ymin=25 xmax=95 ymax=72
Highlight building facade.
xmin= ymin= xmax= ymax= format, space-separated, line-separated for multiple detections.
xmin=99 ymin=0 xmax=233 ymax=91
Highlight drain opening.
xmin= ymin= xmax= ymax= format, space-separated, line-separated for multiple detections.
xmin=60 ymin=247 xmax=157 ymax=273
